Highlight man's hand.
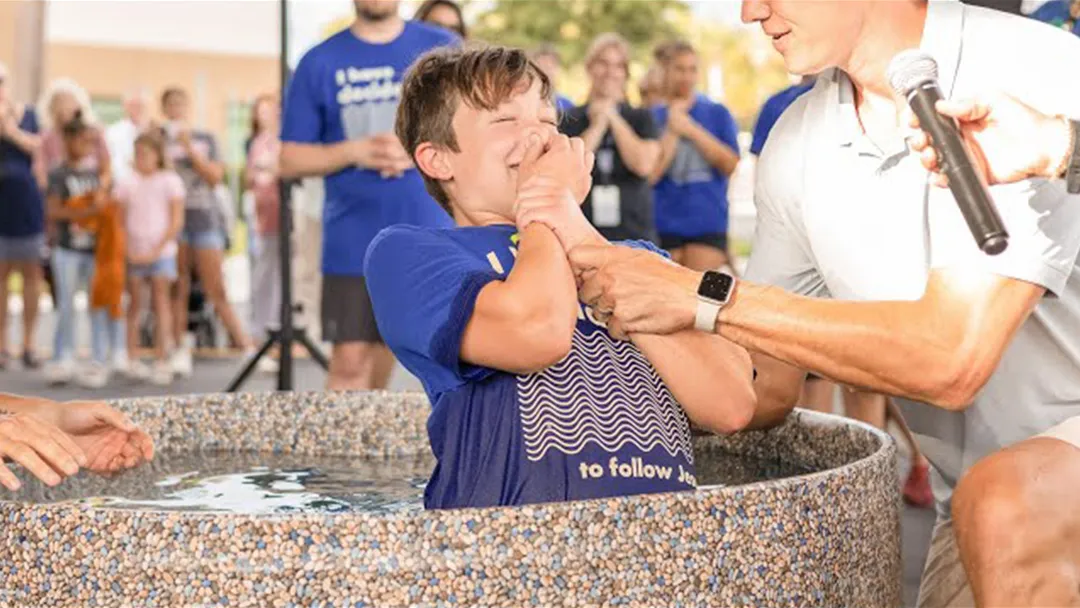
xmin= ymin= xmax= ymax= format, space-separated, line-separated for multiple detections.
xmin=907 ymin=93 xmax=1072 ymax=187
xmin=569 ymin=244 xmax=700 ymax=339
xmin=33 ymin=400 xmax=154 ymax=476
xmin=0 ymin=411 xmax=85 ymax=491
xmin=667 ymin=101 xmax=695 ymax=137
xmin=514 ymin=133 xmax=600 ymax=250
xmin=350 ymin=134 xmax=413 ymax=178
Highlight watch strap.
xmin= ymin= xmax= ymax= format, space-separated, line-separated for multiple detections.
xmin=1066 ymin=118 xmax=1080 ymax=195
xmin=695 ymin=300 xmax=721 ymax=333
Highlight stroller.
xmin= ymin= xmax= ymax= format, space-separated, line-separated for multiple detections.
xmin=136 ymin=266 xmax=221 ymax=350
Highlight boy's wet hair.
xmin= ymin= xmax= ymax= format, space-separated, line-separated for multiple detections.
xmin=396 ymin=45 xmax=555 ymax=213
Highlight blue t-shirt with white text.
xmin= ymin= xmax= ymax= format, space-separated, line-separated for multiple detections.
xmin=281 ymin=23 xmax=457 ymax=276
xmin=364 ymin=224 xmax=698 ymax=509
xmin=652 ymin=95 xmax=740 ymax=238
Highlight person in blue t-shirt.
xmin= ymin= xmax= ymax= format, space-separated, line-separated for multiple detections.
xmin=1030 ymin=0 xmax=1080 ymax=36
xmin=650 ymin=40 xmax=742 ymax=274
xmin=280 ymin=0 xmax=457 ymax=391
xmin=749 ymin=78 xmax=814 ymax=157
xmin=364 ymin=46 xmax=756 ymax=510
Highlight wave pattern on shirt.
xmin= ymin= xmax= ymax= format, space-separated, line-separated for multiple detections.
xmin=517 ymin=329 xmax=693 ymax=462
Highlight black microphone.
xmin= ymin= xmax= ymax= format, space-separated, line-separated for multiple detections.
xmin=887 ymin=50 xmax=1009 ymax=256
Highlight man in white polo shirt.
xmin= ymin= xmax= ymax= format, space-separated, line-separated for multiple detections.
xmin=565 ymin=1 xmax=1080 ymax=606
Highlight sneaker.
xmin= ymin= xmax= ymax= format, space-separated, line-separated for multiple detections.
xmin=43 ymin=360 xmax=75 ymax=385
xmin=110 ymin=351 xmax=130 ymax=375
xmin=149 ymin=361 xmax=173 ymax=386
xmin=247 ymin=349 xmax=280 ymax=374
xmin=125 ymin=360 xmax=153 ymax=381
xmin=903 ymin=460 xmax=935 ymax=509
xmin=171 ymin=347 xmax=194 ymax=379
xmin=21 ymin=351 xmax=41 ymax=370
xmin=75 ymin=362 xmax=110 ymax=389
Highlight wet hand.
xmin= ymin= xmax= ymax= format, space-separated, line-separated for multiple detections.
xmin=569 ymin=244 xmax=700 ymax=336
xmin=35 ymin=400 xmax=154 ymax=475
xmin=514 ymin=133 xmax=599 ymax=250
xmin=0 ymin=411 xmax=85 ymax=491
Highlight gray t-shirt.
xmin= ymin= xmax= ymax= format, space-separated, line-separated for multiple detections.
xmin=745 ymin=2 xmax=1080 ymax=516
xmin=165 ymin=129 xmax=221 ymax=233
xmin=46 ymin=164 xmax=101 ymax=254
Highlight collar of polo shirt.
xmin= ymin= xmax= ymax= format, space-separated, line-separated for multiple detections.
xmin=828 ymin=0 xmax=964 ymax=151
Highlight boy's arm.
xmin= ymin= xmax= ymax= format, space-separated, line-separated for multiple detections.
xmin=459 ymin=223 xmax=579 ymax=374
xmin=631 ymin=330 xmax=756 ymax=435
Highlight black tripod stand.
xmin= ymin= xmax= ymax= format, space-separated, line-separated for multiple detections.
xmin=226 ymin=0 xmax=327 ymax=391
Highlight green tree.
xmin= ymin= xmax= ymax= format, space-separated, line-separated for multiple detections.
xmin=472 ymin=0 xmax=689 ymax=67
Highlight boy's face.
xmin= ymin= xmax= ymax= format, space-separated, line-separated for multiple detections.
xmin=441 ymin=79 xmax=558 ymax=220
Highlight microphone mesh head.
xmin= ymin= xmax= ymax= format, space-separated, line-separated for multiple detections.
xmin=886 ymin=49 xmax=939 ymax=96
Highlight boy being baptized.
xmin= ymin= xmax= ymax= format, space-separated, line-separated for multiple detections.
xmin=365 ymin=46 xmax=755 ymax=509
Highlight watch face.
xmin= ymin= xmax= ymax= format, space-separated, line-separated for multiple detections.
xmin=698 ymin=271 xmax=734 ymax=303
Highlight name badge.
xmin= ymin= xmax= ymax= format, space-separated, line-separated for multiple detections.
xmin=591 ymin=185 xmax=621 ymax=228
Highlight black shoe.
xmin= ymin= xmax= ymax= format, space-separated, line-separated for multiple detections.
xmin=22 ymin=351 xmax=41 ymax=370
xmin=0 ymin=352 xmax=8 ymax=371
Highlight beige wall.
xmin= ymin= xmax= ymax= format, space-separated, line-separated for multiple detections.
xmin=44 ymin=42 xmax=278 ymax=146
xmin=1 ymin=0 xmax=46 ymax=105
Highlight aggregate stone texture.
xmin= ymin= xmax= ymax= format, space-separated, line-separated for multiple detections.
xmin=0 ymin=391 xmax=901 ymax=607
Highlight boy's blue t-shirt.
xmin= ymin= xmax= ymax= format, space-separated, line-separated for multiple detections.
xmin=750 ymin=83 xmax=813 ymax=156
xmin=364 ymin=224 xmax=697 ymax=509
xmin=651 ymin=95 xmax=740 ymax=238
xmin=280 ymin=23 xmax=457 ymax=276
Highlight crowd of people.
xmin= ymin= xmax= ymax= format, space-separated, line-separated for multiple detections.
xmin=0 ymin=72 xmax=279 ymax=388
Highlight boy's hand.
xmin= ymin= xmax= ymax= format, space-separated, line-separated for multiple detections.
xmin=515 ymin=133 xmax=601 ymax=250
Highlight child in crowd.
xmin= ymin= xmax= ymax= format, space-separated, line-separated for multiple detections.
xmin=365 ymin=46 xmax=755 ymax=510
xmin=114 ymin=132 xmax=184 ymax=385
xmin=42 ymin=115 xmax=125 ymax=388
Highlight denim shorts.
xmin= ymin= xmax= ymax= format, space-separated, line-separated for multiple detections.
xmin=129 ymin=256 xmax=178 ymax=280
xmin=180 ymin=228 xmax=226 ymax=251
xmin=0 ymin=233 xmax=46 ymax=262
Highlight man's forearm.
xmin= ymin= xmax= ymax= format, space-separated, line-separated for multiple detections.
xmin=608 ymin=114 xmax=658 ymax=178
xmin=279 ymin=141 xmax=357 ymax=179
xmin=686 ymin=123 xmax=739 ymax=176
xmin=717 ymin=282 xmax=967 ymax=408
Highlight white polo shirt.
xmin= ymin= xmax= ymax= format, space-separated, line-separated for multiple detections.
xmin=745 ymin=0 xmax=1080 ymax=516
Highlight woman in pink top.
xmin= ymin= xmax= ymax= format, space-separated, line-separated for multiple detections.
xmin=114 ymin=132 xmax=184 ymax=385
xmin=245 ymin=95 xmax=284 ymax=349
